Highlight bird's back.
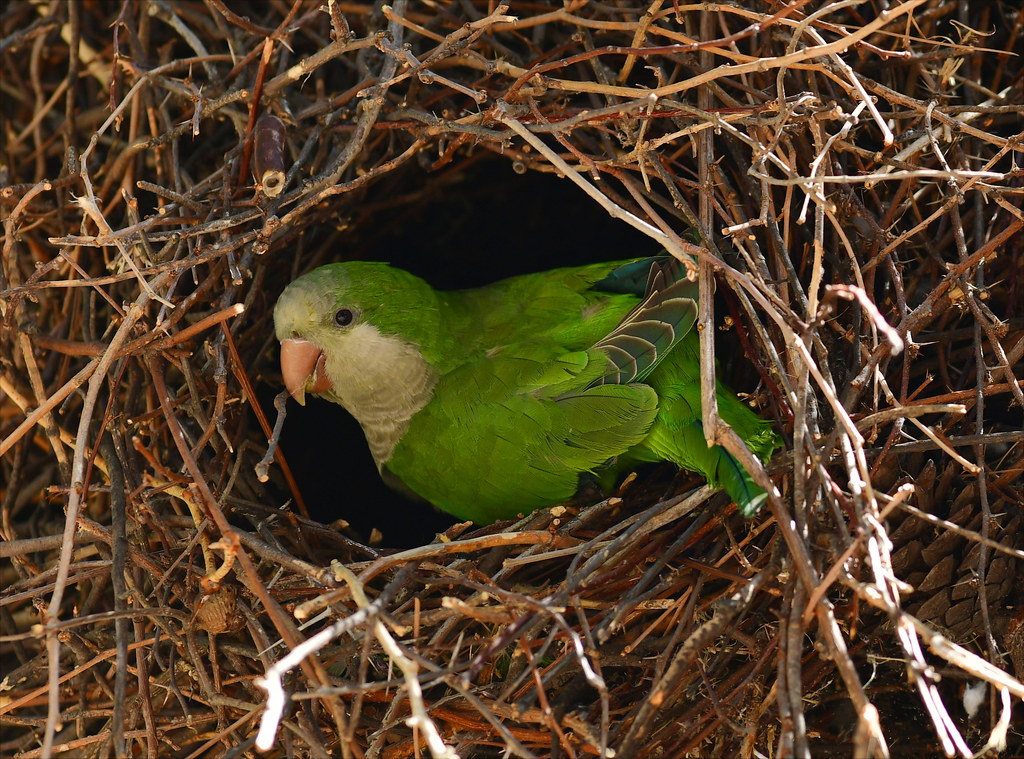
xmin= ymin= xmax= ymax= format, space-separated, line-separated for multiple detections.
xmin=437 ymin=259 xmax=651 ymax=362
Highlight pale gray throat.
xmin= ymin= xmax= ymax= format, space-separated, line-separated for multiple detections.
xmin=320 ymin=323 xmax=438 ymax=467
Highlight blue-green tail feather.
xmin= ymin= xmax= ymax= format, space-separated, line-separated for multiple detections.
xmin=619 ymin=383 xmax=779 ymax=515
xmin=704 ymin=425 xmax=770 ymax=516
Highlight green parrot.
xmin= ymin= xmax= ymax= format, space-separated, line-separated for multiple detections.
xmin=273 ymin=257 xmax=780 ymax=525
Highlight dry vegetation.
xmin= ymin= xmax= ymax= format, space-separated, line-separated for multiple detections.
xmin=2 ymin=1 xmax=1023 ymax=757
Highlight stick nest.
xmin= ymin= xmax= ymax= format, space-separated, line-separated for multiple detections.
xmin=2 ymin=2 xmax=1022 ymax=757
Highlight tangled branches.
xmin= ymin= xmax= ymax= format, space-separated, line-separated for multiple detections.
xmin=1 ymin=1 xmax=1022 ymax=757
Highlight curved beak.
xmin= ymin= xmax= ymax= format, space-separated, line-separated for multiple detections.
xmin=280 ymin=338 xmax=331 ymax=405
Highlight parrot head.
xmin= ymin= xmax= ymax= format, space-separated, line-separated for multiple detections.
xmin=273 ymin=262 xmax=443 ymax=467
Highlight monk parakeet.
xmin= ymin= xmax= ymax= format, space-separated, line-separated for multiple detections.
xmin=273 ymin=257 xmax=779 ymax=524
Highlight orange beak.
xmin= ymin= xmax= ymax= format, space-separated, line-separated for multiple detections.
xmin=280 ymin=338 xmax=332 ymax=405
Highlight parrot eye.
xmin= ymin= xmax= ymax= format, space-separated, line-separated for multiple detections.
xmin=333 ymin=308 xmax=355 ymax=327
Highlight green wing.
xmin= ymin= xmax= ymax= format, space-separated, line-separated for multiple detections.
xmin=595 ymin=257 xmax=780 ymax=514
xmin=590 ymin=259 xmax=698 ymax=386
xmin=386 ymin=342 xmax=658 ymax=524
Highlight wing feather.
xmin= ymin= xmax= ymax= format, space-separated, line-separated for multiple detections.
xmin=387 ymin=346 xmax=657 ymax=523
